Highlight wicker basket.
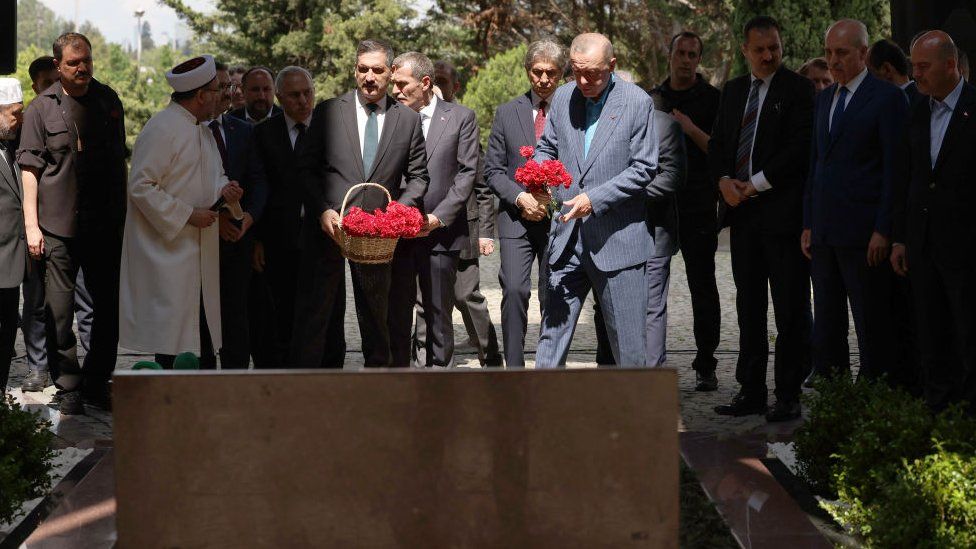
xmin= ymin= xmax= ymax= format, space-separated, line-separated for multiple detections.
xmin=338 ymin=182 xmax=399 ymax=264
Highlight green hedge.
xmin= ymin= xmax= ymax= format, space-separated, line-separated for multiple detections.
xmin=794 ymin=377 xmax=976 ymax=546
xmin=0 ymin=395 xmax=55 ymax=524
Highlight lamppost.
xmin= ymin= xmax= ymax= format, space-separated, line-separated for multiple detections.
xmin=134 ymin=9 xmax=146 ymax=66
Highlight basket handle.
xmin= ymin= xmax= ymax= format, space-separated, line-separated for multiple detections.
xmin=339 ymin=182 xmax=393 ymax=224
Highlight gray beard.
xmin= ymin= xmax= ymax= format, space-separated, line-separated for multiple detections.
xmin=0 ymin=120 xmax=14 ymax=141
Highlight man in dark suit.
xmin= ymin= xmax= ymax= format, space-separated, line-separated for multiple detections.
xmin=293 ymin=39 xmax=429 ymax=367
xmin=892 ymin=31 xmax=976 ymax=412
xmin=0 ymin=79 xmax=24 ymax=392
xmin=802 ymin=19 xmax=909 ymax=383
xmin=594 ymin=108 xmax=684 ymax=367
xmin=252 ymin=66 xmax=346 ymax=368
xmin=388 ymin=52 xmax=478 ymax=367
xmin=484 ymin=39 xmax=565 ymax=367
xmin=649 ymin=31 xmax=722 ymax=389
xmin=412 ymin=61 xmax=502 ymax=367
xmin=868 ymin=39 xmax=921 ymax=104
xmin=211 ymin=63 xmax=268 ymax=369
xmin=710 ymin=16 xmax=814 ymax=421
xmin=229 ymin=67 xmax=282 ymax=123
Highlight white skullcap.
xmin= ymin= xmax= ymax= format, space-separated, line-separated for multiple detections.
xmin=0 ymin=78 xmax=23 ymax=105
xmin=165 ymin=55 xmax=217 ymax=92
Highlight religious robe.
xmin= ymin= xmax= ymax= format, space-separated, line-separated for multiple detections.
xmin=119 ymin=101 xmax=227 ymax=355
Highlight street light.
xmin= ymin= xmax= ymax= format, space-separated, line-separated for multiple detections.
xmin=134 ymin=9 xmax=146 ymax=66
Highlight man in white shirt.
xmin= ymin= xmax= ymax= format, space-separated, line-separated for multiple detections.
xmin=388 ymin=52 xmax=479 ymax=368
xmin=292 ymin=39 xmax=429 ymax=367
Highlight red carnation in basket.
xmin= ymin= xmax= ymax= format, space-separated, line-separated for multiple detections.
xmin=342 ymin=201 xmax=424 ymax=238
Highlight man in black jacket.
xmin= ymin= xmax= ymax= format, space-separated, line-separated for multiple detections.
xmin=708 ymin=16 xmax=814 ymax=422
xmin=891 ymin=31 xmax=976 ymax=413
xmin=292 ymin=39 xmax=429 ymax=367
xmin=649 ymin=31 xmax=722 ymax=390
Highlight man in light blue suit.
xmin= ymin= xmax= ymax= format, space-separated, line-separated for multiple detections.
xmin=534 ymin=33 xmax=659 ymax=367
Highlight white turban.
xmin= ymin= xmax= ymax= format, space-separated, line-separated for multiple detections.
xmin=165 ymin=55 xmax=217 ymax=92
xmin=0 ymin=78 xmax=23 ymax=105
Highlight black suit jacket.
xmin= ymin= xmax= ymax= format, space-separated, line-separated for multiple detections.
xmin=219 ymin=113 xmax=268 ymax=222
xmin=893 ymin=80 xmax=976 ymax=264
xmin=423 ymin=99 xmax=479 ymax=252
xmin=903 ymin=81 xmax=922 ymax=106
xmin=229 ymin=104 xmax=283 ymax=124
xmin=484 ymin=91 xmax=549 ymax=239
xmin=708 ymin=67 xmax=814 ymax=233
xmin=299 ymin=92 xmax=428 ymax=223
xmin=0 ymin=142 xmax=25 ymax=289
xmin=252 ymin=112 xmax=305 ymax=250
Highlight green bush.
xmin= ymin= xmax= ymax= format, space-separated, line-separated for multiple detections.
xmin=794 ymin=375 xmax=871 ymax=495
xmin=0 ymin=395 xmax=56 ymax=524
xmin=867 ymin=447 xmax=976 ymax=548
xmin=461 ymin=45 xmax=529 ymax=149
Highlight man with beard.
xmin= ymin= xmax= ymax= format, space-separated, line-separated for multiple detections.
xmin=0 ymin=78 xmax=24 ymax=392
xmin=119 ymin=55 xmax=243 ymax=370
xmin=292 ymin=39 xmax=428 ymax=367
xmin=17 ymin=33 xmax=128 ymax=414
xmin=230 ymin=67 xmax=281 ymax=123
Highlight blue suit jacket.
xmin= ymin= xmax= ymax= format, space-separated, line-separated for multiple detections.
xmin=803 ymin=72 xmax=908 ymax=246
xmin=534 ymin=79 xmax=659 ymax=271
xmin=220 ymin=113 xmax=269 ymax=222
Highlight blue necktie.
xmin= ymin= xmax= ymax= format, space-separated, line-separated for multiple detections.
xmin=830 ymin=86 xmax=849 ymax=137
xmin=363 ymin=103 xmax=378 ymax=175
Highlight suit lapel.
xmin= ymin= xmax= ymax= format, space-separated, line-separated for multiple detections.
xmin=367 ymin=95 xmax=399 ymax=181
xmin=568 ymin=88 xmax=586 ymax=172
xmin=340 ymin=92 xmax=366 ymax=181
xmin=579 ymin=84 xmax=624 ymax=178
xmin=827 ymin=74 xmax=878 ymax=153
xmin=221 ymin=115 xmax=238 ymax=157
xmin=425 ymin=100 xmax=451 ymax=157
xmin=934 ymin=83 xmax=974 ymax=172
xmin=516 ymin=92 xmax=535 ymax=145
xmin=0 ymin=146 xmax=19 ymax=201
xmin=728 ymin=78 xmax=750 ymax=160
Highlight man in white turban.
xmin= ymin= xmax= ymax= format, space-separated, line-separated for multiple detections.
xmin=119 ymin=55 xmax=243 ymax=368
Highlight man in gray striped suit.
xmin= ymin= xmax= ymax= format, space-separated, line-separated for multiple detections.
xmin=534 ymin=33 xmax=659 ymax=367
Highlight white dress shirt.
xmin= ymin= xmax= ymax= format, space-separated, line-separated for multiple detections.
xmin=828 ymin=67 xmax=868 ymax=132
xmin=419 ymin=94 xmax=438 ymax=139
xmin=929 ymin=76 xmax=965 ymax=167
xmin=355 ymin=92 xmax=387 ymax=156
xmin=284 ymin=113 xmax=312 ymax=149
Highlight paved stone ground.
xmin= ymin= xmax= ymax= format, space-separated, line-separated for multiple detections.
xmin=5 ymin=229 xmax=859 ymax=437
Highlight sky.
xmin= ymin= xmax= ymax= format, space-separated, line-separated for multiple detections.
xmin=39 ymin=0 xmax=215 ymax=48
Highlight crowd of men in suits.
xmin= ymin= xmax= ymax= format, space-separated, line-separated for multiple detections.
xmin=0 ymin=15 xmax=972 ymax=423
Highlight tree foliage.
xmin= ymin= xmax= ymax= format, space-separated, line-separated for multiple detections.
xmin=460 ymin=44 xmax=528 ymax=148
xmin=731 ymin=0 xmax=891 ymax=76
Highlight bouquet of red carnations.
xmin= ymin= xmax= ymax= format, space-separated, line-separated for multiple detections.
xmin=515 ymin=146 xmax=572 ymax=214
xmin=341 ymin=201 xmax=424 ymax=238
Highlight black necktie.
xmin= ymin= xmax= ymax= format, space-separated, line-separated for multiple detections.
xmin=209 ymin=119 xmax=229 ymax=172
xmin=294 ymin=122 xmax=306 ymax=151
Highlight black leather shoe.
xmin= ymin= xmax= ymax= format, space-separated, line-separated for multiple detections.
xmin=766 ymin=399 xmax=801 ymax=422
xmin=82 ymin=384 xmax=112 ymax=412
xmin=714 ymin=392 xmax=768 ymax=416
xmin=58 ymin=391 xmax=86 ymax=416
xmin=21 ymin=370 xmax=51 ymax=392
xmin=695 ymin=371 xmax=718 ymax=392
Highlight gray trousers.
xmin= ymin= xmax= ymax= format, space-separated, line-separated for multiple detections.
xmin=594 ymin=255 xmax=671 ymax=367
xmin=413 ymin=256 xmax=501 ymax=366
xmin=536 ymin=227 xmax=647 ymax=367
xmin=23 ymin=259 xmax=93 ymax=375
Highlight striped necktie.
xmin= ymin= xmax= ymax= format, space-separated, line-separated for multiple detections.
xmin=735 ymin=78 xmax=763 ymax=181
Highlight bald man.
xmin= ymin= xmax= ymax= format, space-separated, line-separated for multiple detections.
xmin=802 ymin=19 xmax=909 ymax=383
xmin=533 ymin=33 xmax=662 ymax=367
xmin=892 ymin=32 xmax=976 ymax=413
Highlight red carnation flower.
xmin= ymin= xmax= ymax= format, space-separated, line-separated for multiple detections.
xmin=519 ymin=146 xmax=535 ymax=159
